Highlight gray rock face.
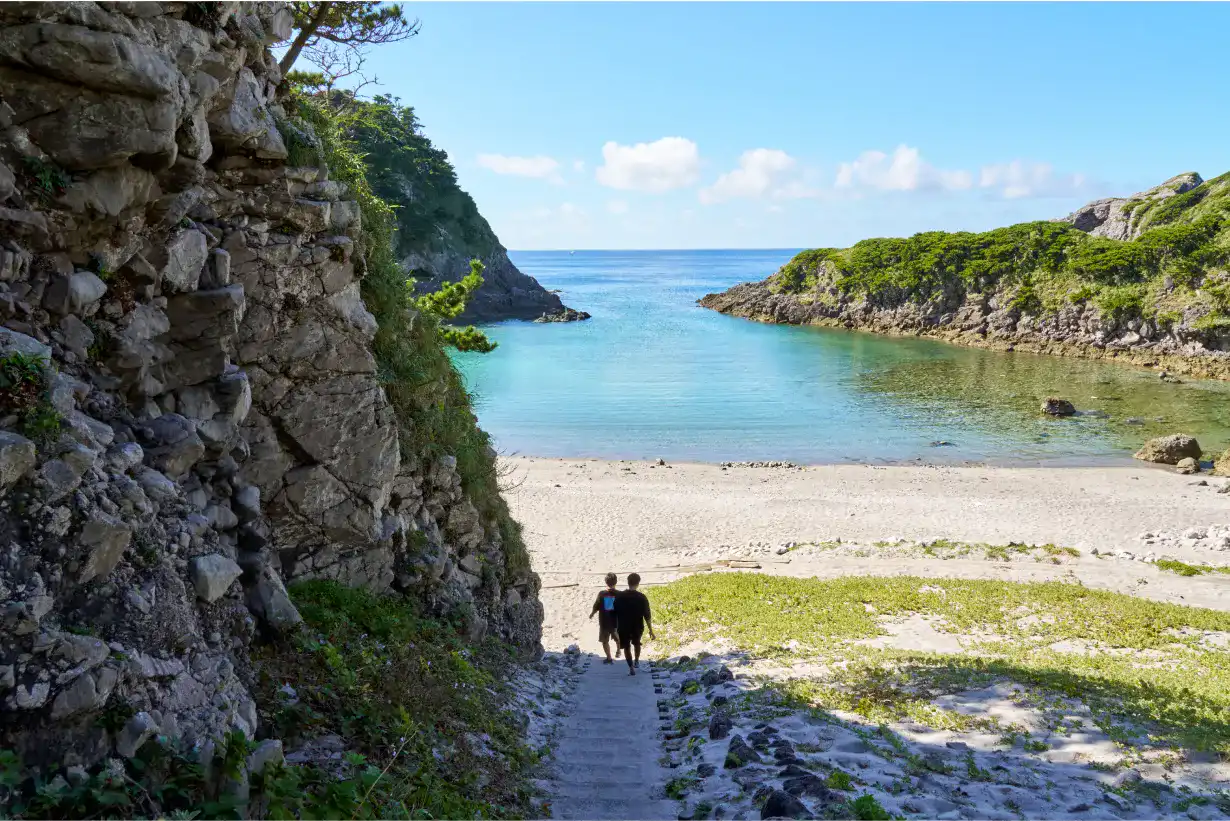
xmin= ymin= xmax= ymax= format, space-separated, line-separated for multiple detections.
xmin=405 ymin=245 xmax=585 ymax=324
xmin=1056 ymin=173 xmax=1203 ymax=241
xmin=116 ymin=711 xmax=159 ymax=758
xmin=78 ymin=514 xmax=133 ymax=584
xmin=44 ymin=271 xmax=108 ymax=315
xmin=188 ymin=554 xmax=243 ymax=602
xmin=245 ymin=564 xmax=303 ymax=634
xmin=157 ymin=229 xmax=208 ymax=293
xmin=0 ymin=0 xmax=541 ymax=777
xmin=0 ymin=431 xmax=37 ymax=490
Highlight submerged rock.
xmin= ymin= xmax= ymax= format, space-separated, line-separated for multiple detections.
xmin=1041 ymin=397 xmax=1076 ymax=416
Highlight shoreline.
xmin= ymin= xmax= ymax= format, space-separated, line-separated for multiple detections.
xmin=503 ymin=456 xmax=1230 ymax=653
xmin=501 ymin=452 xmax=1159 ymax=470
xmin=703 ymin=303 xmax=1230 ymax=383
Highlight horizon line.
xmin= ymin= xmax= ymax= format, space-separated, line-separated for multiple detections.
xmin=509 ymin=247 xmax=807 ymax=253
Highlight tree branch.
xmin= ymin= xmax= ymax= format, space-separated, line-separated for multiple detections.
xmin=279 ymin=1 xmax=332 ymax=76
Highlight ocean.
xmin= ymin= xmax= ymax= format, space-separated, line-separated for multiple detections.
xmin=450 ymin=249 xmax=1230 ymax=465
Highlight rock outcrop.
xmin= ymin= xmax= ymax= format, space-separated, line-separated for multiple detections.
xmin=1133 ymin=434 xmax=1202 ymax=465
xmin=1054 ymin=172 xmax=1203 ymax=241
xmin=405 ymin=243 xmax=586 ymax=323
xmin=0 ymin=0 xmax=540 ymax=778
xmin=700 ymin=172 xmax=1230 ymax=381
xmin=344 ymin=97 xmax=586 ymax=324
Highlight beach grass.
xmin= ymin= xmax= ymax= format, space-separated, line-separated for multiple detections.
xmin=653 ymin=573 xmax=1230 ymax=755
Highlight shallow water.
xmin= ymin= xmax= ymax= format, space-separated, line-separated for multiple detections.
xmin=451 ymin=250 xmax=1230 ymax=465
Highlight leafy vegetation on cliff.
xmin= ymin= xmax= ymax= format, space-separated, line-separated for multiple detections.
xmin=349 ymin=95 xmax=500 ymax=264
xmin=773 ymin=172 xmax=1230 ymax=331
xmin=0 ymin=583 xmax=538 ymax=820
xmin=284 ymin=88 xmax=528 ymax=573
xmin=252 ymin=581 xmax=538 ymax=819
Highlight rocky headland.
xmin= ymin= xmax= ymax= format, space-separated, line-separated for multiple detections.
xmin=346 ymin=98 xmax=586 ymax=324
xmin=700 ymin=172 xmax=1230 ymax=380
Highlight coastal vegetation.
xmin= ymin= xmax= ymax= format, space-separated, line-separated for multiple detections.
xmin=0 ymin=583 xmax=539 ymax=820
xmin=771 ymin=172 xmax=1230 ymax=333
xmin=654 ymin=573 xmax=1230 ymax=756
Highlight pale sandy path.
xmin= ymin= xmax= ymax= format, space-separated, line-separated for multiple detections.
xmin=504 ymin=457 xmax=1230 ymax=651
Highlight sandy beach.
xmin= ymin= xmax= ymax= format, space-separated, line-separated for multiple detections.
xmin=503 ymin=456 xmax=1230 ymax=651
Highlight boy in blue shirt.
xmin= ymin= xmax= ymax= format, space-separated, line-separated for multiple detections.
xmin=589 ymin=572 xmax=622 ymax=664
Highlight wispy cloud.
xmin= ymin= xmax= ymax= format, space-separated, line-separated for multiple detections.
xmin=835 ymin=145 xmax=973 ymax=193
xmin=979 ymin=161 xmax=1089 ymax=199
xmin=833 ymin=144 xmax=1092 ymax=200
xmin=477 ymin=153 xmax=563 ymax=184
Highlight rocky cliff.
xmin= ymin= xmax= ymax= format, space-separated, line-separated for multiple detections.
xmin=701 ymin=172 xmax=1230 ymax=380
xmin=345 ymin=94 xmax=586 ymax=324
xmin=0 ymin=0 xmax=541 ymax=792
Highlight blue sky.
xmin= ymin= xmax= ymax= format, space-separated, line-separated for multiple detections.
xmin=341 ymin=2 xmax=1229 ymax=250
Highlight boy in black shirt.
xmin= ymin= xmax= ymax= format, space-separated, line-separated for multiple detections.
xmin=613 ymin=573 xmax=655 ymax=675
xmin=589 ymin=573 xmax=622 ymax=664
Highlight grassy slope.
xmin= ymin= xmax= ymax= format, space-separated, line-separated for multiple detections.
xmin=771 ymin=172 xmax=1230 ymax=334
xmin=654 ymin=573 xmax=1230 ymax=756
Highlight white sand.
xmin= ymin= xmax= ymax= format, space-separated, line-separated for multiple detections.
xmin=521 ymin=458 xmax=1230 ymax=818
xmin=504 ymin=457 xmax=1230 ymax=652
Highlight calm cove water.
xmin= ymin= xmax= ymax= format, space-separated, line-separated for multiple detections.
xmin=451 ymin=250 xmax=1230 ymax=465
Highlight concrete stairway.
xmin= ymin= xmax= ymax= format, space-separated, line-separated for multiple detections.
xmin=546 ymin=656 xmax=677 ymax=820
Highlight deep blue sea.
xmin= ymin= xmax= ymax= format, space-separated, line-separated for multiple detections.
xmin=450 ymin=250 xmax=1230 ymax=465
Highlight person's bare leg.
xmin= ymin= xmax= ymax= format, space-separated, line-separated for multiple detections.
xmin=601 ymin=636 xmax=612 ymax=661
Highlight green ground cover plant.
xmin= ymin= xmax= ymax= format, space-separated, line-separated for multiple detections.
xmin=654 ymin=573 xmax=1230 ymax=755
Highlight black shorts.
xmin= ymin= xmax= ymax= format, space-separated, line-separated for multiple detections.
xmin=618 ymin=629 xmax=643 ymax=649
xmin=598 ymin=620 xmax=618 ymax=642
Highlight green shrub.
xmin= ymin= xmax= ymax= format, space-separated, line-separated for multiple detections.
xmin=0 ymin=352 xmax=62 ymax=444
xmin=848 ymin=793 xmax=893 ymax=820
xmin=253 ymin=581 xmax=536 ymax=819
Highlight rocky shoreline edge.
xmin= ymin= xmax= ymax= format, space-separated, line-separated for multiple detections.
xmin=699 ymin=286 xmax=1230 ymax=382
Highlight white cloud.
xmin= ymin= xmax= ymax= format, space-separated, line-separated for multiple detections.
xmin=595 ymin=137 xmax=701 ymax=193
xmin=699 ymin=148 xmax=800 ymax=204
xmin=477 ymin=153 xmax=562 ymax=184
xmin=512 ymin=202 xmax=588 ymax=227
xmin=606 ymin=199 xmax=629 ymax=215
xmin=979 ymin=161 xmax=1088 ymax=199
xmin=835 ymin=145 xmax=973 ymax=193
xmin=573 ymin=160 xmax=586 ymax=173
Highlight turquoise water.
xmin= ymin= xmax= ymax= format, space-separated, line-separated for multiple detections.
xmin=451 ymin=250 xmax=1230 ymax=465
